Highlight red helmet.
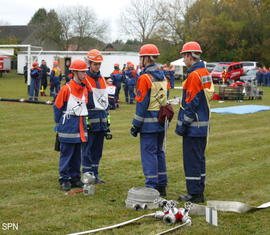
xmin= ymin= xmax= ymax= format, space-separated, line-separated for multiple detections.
xmin=69 ymin=59 xmax=88 ymax=71
xmin=32 ymin=62 xmax=38 ymax=67
xmin=53 ymin=61 xmax=59 ymax=65
xmin=180 ymin=41 xmax=202 ymax=54
xmin=139 ymin=44 xmax=160 ymax=56
xmin=87 ymin=49 xmax=103 ymax=62
xmin=129 ymin=63 xmax=134 ymax=68
xmin=114 ymin=63 xmax=119 ymax=67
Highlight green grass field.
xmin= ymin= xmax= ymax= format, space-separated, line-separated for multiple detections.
xmin=0 ymin=71 xmax=270 ymax=235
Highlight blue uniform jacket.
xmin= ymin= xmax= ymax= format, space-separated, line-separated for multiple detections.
xmin=132 ymin=64 xmax=165 ymax=133
xmin=175 ymin=61 xmax=211 ymax=137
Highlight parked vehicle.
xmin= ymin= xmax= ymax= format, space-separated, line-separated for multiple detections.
xmin=0 ymin=56 xmax=11 ymax=72
xmin=206 ymin=62 xmax=219 ymax=72
xmin=239 ymin=68 xmax=259 ymax=83
xmin=210 ymin=62 xmax=244 ymax=84
xmin=240 ymin=61 xmax=259 ymax=73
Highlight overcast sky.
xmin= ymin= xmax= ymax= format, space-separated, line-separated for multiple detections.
xmin=0 ymin=0 xmax=129 ymax=42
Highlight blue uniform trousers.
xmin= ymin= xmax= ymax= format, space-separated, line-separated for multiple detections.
xmin=82 ymin=131 xmax=105 ymax=178
xmin=29 ymin=78 xmax=40 ymax=100
xmin=115 ymin=86 xmax=121 ymax=102
xmin=140 ymin=132 xmax=167 ymax=188
xmin=123 ymin=84 xmax=129 ymax=103
xmin=50 ymin=81 xmax=60 ymax=97
xmin=183 ymin=136 xmax=206 ymax=195
xmin=128 ymin=85 xmax=135 ymax=104
xmin=59 ymin=142 xmax=82 ymax=183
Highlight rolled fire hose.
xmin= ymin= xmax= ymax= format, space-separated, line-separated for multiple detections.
xmin=0 ymin=97 xmax=53 ymax=105
xmin=67 ymin=213 xmax=155 ymax=235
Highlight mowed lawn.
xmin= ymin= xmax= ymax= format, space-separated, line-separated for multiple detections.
xmin=0 ymin=71 xmax=269 ymax=235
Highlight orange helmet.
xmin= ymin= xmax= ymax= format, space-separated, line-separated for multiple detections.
xmin=129 ymin=63 xmax=134 ymax=68
xmin=180 ymin=41 xmax=202 ymax=54
xmin=53 ymin=61 xmax=59 ymax=65
xmin=69 ymin=59 xmax=88 ymax=71
xmin=87 ymin=49 xmax=103 ymax=62
xmin=139 ymin=44 xmax=160 ymax=56
xmin=32 ymin=62 xmax=38 ymax=67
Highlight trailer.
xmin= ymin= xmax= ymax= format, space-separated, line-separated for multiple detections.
xmin=17 ymin=51 xmax=139 ymax=77
xmin=0 ymin=56 xmax=11 ymax=72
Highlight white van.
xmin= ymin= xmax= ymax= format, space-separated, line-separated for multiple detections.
xmin=240 ymin=61 xmax=259 ymax=73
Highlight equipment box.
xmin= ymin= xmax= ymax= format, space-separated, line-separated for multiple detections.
xmin=219 ymin=85 xmax=244 ymax=100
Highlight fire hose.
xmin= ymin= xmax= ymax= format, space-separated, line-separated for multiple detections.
xmin=0 ymin=97 xmax=53 ymax=105
xmin=67 ymin=200 xmax=192 ymax=235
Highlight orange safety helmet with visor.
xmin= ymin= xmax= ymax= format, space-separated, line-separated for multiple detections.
xmin=86 ymin=49 xmax=103 ymax=63
xmin=69 ymin=59 xmax=88 ymax=71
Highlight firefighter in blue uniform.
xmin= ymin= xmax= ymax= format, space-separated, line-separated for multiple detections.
xmin=50 ymin=61 xmax=62 ymax=98
xmin=131 ymin=44 xmax=168 ymax=196
xmin=111 ymin=63 xmax=123 ymax=105
xmin=175 ymin=41 xmax=214 ymax=203
xmin=125 ymin=63 xmax=137 ymax=104
xmin=53 ymin=59 xmax=88 ymax=191
xmin=29 ymin=62 xmax=41 ymax=101
xmin=82 ymin=49 xmax=109 ymax=184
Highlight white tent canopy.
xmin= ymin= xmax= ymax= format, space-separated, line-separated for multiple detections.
xmin=170 ymin=58 xmax=186 ymax=67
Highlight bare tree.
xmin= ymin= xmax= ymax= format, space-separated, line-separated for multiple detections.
xmin=71 ymin=5 xmax=108 ymax=50
xmin=155 ymin=0 xmax=195 ymax=45
xmin=58 ymin=8 xmax=74 ymax=50
xmin=119 ymin=0 xmax=161 ymax=42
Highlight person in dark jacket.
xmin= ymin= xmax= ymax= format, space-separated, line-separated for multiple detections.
xmin=40 ymin=60 xmax=50 ymax=96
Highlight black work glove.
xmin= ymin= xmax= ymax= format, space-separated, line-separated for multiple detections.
xmin=175 ymin=124 xmax=188 ymax=136
xmin=130 ymin=126 xmax=140 ymax=137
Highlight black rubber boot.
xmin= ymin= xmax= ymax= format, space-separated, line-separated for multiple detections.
xmin=155 ymin=186 xmax=167 ymax=197
xmin=178 ymin=193 xmax=204 ymax=203
xmin=70 ymin=179 xmax=84 ymax=188
xmin=60 ymin=181 xmax=71 ymax=191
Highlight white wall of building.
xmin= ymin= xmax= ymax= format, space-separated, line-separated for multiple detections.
xmin=17 ymin=51 xmax=139 ymax=77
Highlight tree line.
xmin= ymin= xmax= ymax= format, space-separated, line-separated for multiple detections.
xmin=1 ymin=0 xmax=269 ymax=65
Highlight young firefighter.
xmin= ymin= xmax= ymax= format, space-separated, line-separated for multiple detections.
xmin=131 ymin=44 xmax=168 ymax=196
xmin=175 ymin=41 xmax=214 ymax=203
xmin=106 ymin=78 xmax=117 ymax=110
xmin=50 ymin=61 xmax=62 ymax=98
xmin=53 ymin=59 xmax=88 ymax=191
xmin=82 ymin=49 xmax=109 ymax=184
xmin=29 ymin=62 xmax=41 ymax=101
xmin=125 ymin=63 xmax=137 ymax=104
xmin=110 ymin=63 xmax=123 ymax=106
